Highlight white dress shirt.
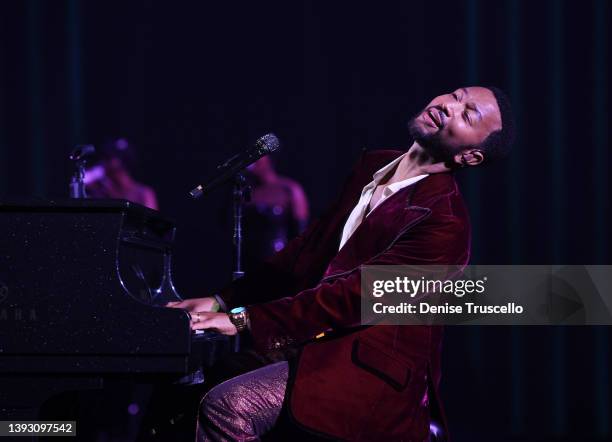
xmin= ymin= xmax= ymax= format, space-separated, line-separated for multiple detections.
xmin=338 ymin=152 xmax=428 ymax=250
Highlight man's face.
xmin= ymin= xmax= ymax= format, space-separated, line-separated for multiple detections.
xmin=408 ymin=86 xmax=502 ymax=162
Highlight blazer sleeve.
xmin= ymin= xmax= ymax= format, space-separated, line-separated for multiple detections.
xmin=245 ymin=201 xmax=470 ymax=352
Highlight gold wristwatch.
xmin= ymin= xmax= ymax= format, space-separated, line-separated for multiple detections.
xmin=229 ymin=306 xmax=249 ymax=332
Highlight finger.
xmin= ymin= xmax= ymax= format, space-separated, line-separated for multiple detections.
xmin=166 ymin=301 xmax=182 ymax=307
xmin=191 ymin=319 xmax=216 ymax=330
xmin=193 ymin=311 xmax=216 ymax=319
xmin=190 ymin=312 xmax=212 ymax=325
xmin=191 ymin=321 xmax=206 ymax=330
xmin=192 ymin=313 xmax=216 ymax=323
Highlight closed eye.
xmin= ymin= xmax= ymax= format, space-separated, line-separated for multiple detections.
xmin=463 ymin=110 xmax=472 ymax=125
xmin=452 ymin=90 xmax=464 ymax=101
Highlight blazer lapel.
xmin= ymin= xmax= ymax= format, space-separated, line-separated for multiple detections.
xmin=323 ymin=184 xmax=431 ymax=279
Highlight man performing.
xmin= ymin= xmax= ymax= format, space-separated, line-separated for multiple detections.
xmin=169 ymin=86 xmax=515 ymax=441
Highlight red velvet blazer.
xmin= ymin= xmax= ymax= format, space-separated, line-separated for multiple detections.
xmin=220 ymin=149 xmax=471 ymax=441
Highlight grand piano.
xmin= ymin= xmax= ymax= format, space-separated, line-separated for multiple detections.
xmin=0 ymin=199 xmax=229 ymax=433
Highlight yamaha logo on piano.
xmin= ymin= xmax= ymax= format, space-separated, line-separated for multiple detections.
xmin=0 ymin=281 xmax=38 ymax=322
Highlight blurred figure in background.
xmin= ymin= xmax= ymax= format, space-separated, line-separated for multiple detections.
xmin=85 ymin=138 xmax=159 ymax=210
xmin=243 ymin=155 xmax=309 ymax=270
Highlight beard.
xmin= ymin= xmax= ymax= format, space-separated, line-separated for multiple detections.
xmin=407 ymin=113 xmax=458 ymax=164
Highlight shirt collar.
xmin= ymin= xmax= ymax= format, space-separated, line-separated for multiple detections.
xmin=370 ymin=151 xmax=429 ymax=190
xmin=372 ymin=152 xmax=408 ymax=184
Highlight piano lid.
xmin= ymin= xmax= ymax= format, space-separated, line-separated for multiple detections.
xmin=0 ymin=198 xmax=191 ymax=358
xmin=0 ymin=198 xmax=173 ymax=220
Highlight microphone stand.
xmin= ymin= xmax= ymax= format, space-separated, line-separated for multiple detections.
xmin=231 ymin=173 xmax=250 ymax=353
xmin=188 ymin=134 xmax=279 ymax=352
xmin=68 ymin=144 xmax=95 ymax=199
xmin=232 ymin=173 xmax=250 ymax=281
xmin=69 ymin=158 xmax=87 ymax=199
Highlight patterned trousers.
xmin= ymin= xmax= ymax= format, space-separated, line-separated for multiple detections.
xmin=196 ymin=361 xmax=289 ymax=441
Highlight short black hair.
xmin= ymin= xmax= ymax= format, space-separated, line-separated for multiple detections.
xmin=478 ymin=86 xmax=515 ymax=164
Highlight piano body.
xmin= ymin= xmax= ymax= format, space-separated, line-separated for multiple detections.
xmin=0 ymin=199 xmax=227 ymax=425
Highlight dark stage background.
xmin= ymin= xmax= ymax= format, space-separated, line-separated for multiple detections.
xmin=0 ymin=0 xmax=610 ymax=440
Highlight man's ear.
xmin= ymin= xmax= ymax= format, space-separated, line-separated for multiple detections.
xmin=453 ymin=148 xmax=484 ymax=167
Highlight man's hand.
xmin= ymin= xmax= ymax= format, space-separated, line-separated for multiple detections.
xmin=191 ymin=312 xmax=237 ymax=336
xmin=166 ymin=297 xmax=220 ymax=313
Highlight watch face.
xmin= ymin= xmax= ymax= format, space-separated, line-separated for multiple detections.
xmin=230 ymin=306 xmax=246 ymax=314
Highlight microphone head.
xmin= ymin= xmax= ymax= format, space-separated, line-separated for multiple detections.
xmin=69 ymin=144 xmax=96 ymax=161
xmin=255 ymin=133 xmax=280 ymax=155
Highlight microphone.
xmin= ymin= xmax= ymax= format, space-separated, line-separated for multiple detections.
xmin=189 ymin=133 xmax=280 ymax=199
xmin=69 ymin=144 xmax=95 ymax=161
